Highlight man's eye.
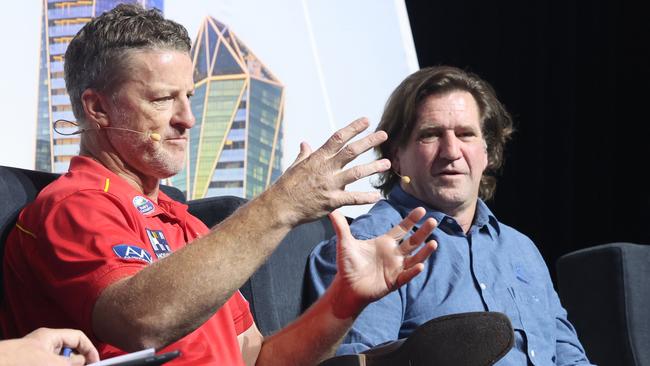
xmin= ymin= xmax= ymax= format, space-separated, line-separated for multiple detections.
xmin=418 ymin=132 xmax=438 ymax=143
xmin=457 ymin=131 xmax=476 ymax=140
xmin=153 ymin=96 xmax=173 ymax=103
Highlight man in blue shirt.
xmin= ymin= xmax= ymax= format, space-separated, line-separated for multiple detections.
xmin=309 ymin=66 xmax=593 ymax=365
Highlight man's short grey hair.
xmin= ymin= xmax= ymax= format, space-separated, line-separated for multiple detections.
xmin=64 ymin=4 xmax=191 ymax=122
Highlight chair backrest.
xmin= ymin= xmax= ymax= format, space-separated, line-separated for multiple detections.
xmin=240 ymin=217 xmax=335 ymax=335
xmin=557 ymin=242 xmax=650 ymax=366
xmin=0 ymin=166 xmax=60 ymax=300
xmin=0 ymin=165 xmax=184 ymax=301
xmin=187 ymin=195 xmax=337 ymax=336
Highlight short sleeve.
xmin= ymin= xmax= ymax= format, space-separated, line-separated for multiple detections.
xmin=229 ymin=291 xmax=254 ymax=335
xmin=31 ymin=190 xmax=149 ymax=335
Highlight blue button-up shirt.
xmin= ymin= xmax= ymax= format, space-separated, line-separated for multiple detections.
xmin=308 ymin=186 xmax=592 ymax=365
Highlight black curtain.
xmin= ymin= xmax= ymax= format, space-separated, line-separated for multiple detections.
xmin=405 ymin=0 xmax=650 ymax=282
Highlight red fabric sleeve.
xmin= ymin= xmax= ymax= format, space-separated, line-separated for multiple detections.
xmin=31 ymin=190 xmax=150 ymax=337
xmin=230 ymin=291 xmax=254 ymax=335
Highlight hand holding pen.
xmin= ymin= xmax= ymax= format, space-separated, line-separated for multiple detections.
xmin=0 ymin=328 xmax=99 ymax=365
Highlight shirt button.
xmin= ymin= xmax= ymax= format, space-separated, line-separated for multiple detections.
xmin=479 ymin=283 xmax=487 ymax=290
xmin=530 ymin=349 xmax=536 ymax=358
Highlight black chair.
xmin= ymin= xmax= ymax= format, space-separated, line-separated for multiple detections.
xmin=557 ymin=242 xmax=650 ymax=366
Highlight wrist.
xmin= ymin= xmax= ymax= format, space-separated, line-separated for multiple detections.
xmin=259 ymin=178 xmax=310 ymax=228
xmin=327 ymin=276 xmax=367 ymax=320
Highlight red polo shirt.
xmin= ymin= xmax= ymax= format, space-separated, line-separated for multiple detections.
xmin=1 ymin=156 xmax=253 ymax=365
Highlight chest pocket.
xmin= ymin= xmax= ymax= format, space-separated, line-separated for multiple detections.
xmin=510 ymin=270 xmax=556 ymax=364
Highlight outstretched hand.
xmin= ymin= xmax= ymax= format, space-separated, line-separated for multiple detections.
xmin=271 ymin=118 xmax=390 ymax=225
xmin=328 ymin=207 xmax=438 ymax=319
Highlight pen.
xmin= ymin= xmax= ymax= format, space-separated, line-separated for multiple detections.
xmin=62 ymin=347 xmax=72 ymax=357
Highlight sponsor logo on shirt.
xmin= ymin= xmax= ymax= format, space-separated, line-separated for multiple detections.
xmin=112 ymin=244 xmax=153 ymax=264
xmin=132 ymin=195 xmax=155 ymax=215
xmin=146 ymin=228 xmax=172 ymax=259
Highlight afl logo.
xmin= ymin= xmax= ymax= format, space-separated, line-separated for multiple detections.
xmin=133 ymin=195 xmax=154 ymax=215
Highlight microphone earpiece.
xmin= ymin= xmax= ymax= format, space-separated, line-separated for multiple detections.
xmin=394 ymin=170 xmax=411 ymax=184
xmin=53 ymin=120 xmax=161 ymax=142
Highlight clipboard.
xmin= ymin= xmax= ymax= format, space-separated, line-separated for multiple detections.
xmin=87 ymin=349 xmax=180 ymax=366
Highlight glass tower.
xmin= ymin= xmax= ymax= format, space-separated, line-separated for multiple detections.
xmin=35 ymin=0 xmax=163 ymax=173
xmin=168 ymin=17 xmax=284 ymax=200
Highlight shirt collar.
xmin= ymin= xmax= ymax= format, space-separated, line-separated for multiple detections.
xmin=68 ymin=156 xmax=187 ymax=219
xmin=386 ymin=185 xmax=501 ymax=236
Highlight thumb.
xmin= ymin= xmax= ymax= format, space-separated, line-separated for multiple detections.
xmin=329 ymin=210 xmax=352 ymax=250
xmin=66 ymin=354 xmax=87 ymax=366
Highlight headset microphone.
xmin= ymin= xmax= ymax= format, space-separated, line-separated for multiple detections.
xmin=101 ymin=126 xmax=162 ymax=142
xmin=53 ymin=120 xmax=161 ymax=142
xmin=394 ymin=170 xmax=411 ymax=185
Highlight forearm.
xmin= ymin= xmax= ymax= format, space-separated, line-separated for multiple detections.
xmin=93 ymin=186 xmax=299 ymax=351
xmin=255 ymin=277 xmax=362 ymax=366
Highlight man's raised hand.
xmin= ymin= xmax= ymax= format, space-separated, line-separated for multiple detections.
xmin=327 ymin=207 xmax=438 ymax=319
xmin=271 ymin=118 xmax=389 ymax=225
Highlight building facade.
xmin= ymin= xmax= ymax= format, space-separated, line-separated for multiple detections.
xmin=35 ymin=3 xmax=284 ymax=201
xmin=168 ymin=17 xmax=284 ymax=200
xmin=35 ymin=0 xmax=163 ymax=173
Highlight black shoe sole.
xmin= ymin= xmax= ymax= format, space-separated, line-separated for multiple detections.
xmin=319 ymin=311 xmax=514 ymax=366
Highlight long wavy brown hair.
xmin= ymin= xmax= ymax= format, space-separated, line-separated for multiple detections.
xmin=374 ymin=66 xmax=514 ymax=201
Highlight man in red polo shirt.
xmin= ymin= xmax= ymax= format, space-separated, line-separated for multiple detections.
xmin=1 ymin=4 xmax=437 ymax=365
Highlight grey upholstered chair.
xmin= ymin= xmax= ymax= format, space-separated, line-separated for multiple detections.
xmin=557 ymin=242 xmax=650 ymax=366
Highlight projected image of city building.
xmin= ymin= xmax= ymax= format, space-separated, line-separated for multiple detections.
xmin=168 ymin=17 xmax=284 ymax=200
xmin=35 ymin=0 xmax=163 ymax=173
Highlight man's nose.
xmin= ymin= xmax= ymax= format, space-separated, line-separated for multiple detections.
xmin=438 ymin=133 xmax=462 ymax=160
xmin=172 ymin=97 xmax=195 ymax=129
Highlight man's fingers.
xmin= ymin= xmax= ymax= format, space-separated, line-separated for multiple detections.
xmin=317 ymin=118 xmax=370 ymax=156
xmin=336 ymin=191 xmax=382 ymax=207
xmin=394 ymin=263 xmax=425 ymax=288
xmin=338 ymin=159 xmax=391 ymax=186
xmin=50 ymin=329 xmax=100 ymax=363
xmin=67 ymin=354 xmax=87 ymax=366
xmin=333 ymin=130 xmax=388 ymax=166
xmin=386 ymin=207 xmax=426 ymax=241
xmin=398 ymin=217 xmax=437 ymax=255
xmin=404 ymin=240 xmax=437 ymax=269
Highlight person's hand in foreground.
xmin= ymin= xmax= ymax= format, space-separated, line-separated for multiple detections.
xmin=0 ymin=327 xmax=100 ymax=366
xmin=329 ymin=207 xmax=438 ymax=318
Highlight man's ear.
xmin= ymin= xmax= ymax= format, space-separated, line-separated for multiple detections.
xmin=81 ymin=89 xmax=110 ymax=127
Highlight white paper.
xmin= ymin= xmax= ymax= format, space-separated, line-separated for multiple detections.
xmin=87 ymin=348 xmax=155 ymax=366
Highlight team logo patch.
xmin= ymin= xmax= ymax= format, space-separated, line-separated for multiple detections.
xmin=132 ymin=195 xmax=155 ymax=215
xmin=112 ymin=244 xmax=153 ymax=263
xmin=146 ymin=228 xmax=172 ymax=259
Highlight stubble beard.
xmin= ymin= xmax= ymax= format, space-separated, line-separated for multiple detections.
xmin=112 ymin=129 xmax=185 ymax=180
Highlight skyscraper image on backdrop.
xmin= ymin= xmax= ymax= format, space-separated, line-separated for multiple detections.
xmin=35 ymin=1 xmax=285 ymax=200
xmin=168 ymin=16 xmax=284 ymax=200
